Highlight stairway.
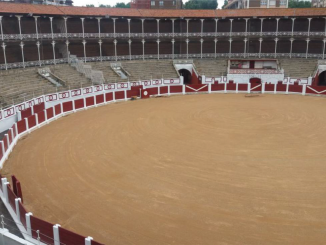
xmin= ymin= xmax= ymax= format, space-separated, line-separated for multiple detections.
xmin=279 ymin=59 xmax=317 ymax=78
xmin=194 ymin=59 xmax=228 ymax=77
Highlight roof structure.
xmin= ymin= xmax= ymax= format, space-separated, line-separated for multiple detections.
xmin=0 ymin=2 xmax=325 ymax=18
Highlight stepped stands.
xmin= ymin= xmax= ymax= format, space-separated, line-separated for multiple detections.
xmin=50 ymin=64 xmax=92 ymax=88
xmin=0 ymin=68 xmax=59 ymax=107
xmin=90 ymin=62 xmax=121 ymax=82
xmin=279 ymin=59 xmax=317 ymax=78
xmin=121 ymin=60 xmax=179 ymax=81
xmin=194 ymin=59 xmax=228 ymax=77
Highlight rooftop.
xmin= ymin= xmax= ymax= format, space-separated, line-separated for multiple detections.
xmin=0 ymin=2 xmax=325 ymax=18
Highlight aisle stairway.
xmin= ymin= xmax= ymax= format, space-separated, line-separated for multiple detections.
xmin=90 ymin=62 xmax=121 ymax=82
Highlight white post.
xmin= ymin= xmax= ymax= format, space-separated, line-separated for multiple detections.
xmin=63 ymin=17 xmax=68 ymax=38
xmin=186 ymin=19 xmax=190 ymax=37
xmin=229 ymin=19 xmax=233 ymax=36
xmin=1 ymin=42 xmax=7 ymax=70
xmin=214 ymin=38 xmax=218 ymax=58
xmin=215 ymin=18 xmax=218 ymax=37
xmin=81 ymin=18 xmax=85 ymax=39
xmin=98 ymin=39 xmax=102 ymax=61
xmin=302 ymin=84 xmax=306 ymax=95
xmin=200 ymin=19 xmax=204 ymax=36
xmin=244 ymin=18 xmax=249 ymax=36
xmin=229 ymin=38 xmax=232 ymax=58
xmin=142 ymin=39 xmax=145 ymax=60
xmin=127 ymin=19 xmax=131 ymax=39
xmin=208 ymin=83 xmax=211 ymax=94
xmin=200 ymin=38 xmax=204 ymax=59
xmin=186 ymin=39 xmax=189 ymax=59
xmin=36 ymin=41 xmax=41 ymax=67
xmin=96 ymin=17 xmax=101 ymax=38
xmin=247 ymin=0 xmax=249 ymax=8
xmin=85 ymin=237 xmax=93 ymax=245
xmin=112 ymin=18 xmax=117 ymax=38
xmin=171 ymin=39 xmax=175 ymax=59
xmin=171 ymin=19 xmax=175 ymax=37
xmin=267 ymin=0 xmax=270 ymax=8
xmin=156 ymin=19 xmax=160 ymax=37
xmin=0 ymin=16 xmax=3 ymax=41
xmin=51 ymin=40 xmax=56 ymax=65
xmin=141 ymin=19 xmax=145 ymax=38
xmin=291 ymin=18 xmax=296 ymax=36
xmin=65 ymin=40 xmax=69 ymax=60
xmin=276 ymin=18 xmax=280 ymax=36
xmin=262 ymin=82 xmax=265 ymax=94
xmin=16 ymin=16 xmax=22 ymax=40
xmin=157 ymin=39 xmax=160 ymax=60
xmin=182 ymin=84 xmax=186 ymax=94
xmin=15 ymin=198 xmax=21 ymax=221
xmin=274 ymin=38 xmax=278 ymax=58
xmin=53 ymin=224 xmax=61 ymax=245
xmin=3 ymin=182 xmax=9 ymax=202
xmin=290 ymin=38 xmax=294 ymax=58
xmin=82 ymin=40 xmax=87 ymax=62
xmin=306 ymin=38 xmax=310 ymax=59
xmin=0 ymin=142 xmax=4 ymax=157
xmin=307 ymin=18 xmax=312 ymax=37
xmin=49 ymin=17 xmax=54 ymax=40
xmin=26 ymin=213 xmax=33 ymax=237
xmin=34 ymin=16 xmax=39 ymax=39
xmin=114 ymin=39 xmax=117 ymax=61
xmin=259 ymin=38 xmax=262 ymax=58
xmin=1 ymin=178 xmax=8 ymax=201
xmin=244 ymin=38 xmax=247 ymax=58
xmin=260 ymin=18 xmax=265 ymax=36
xmin=323 ymin=38 xmax=326 ymax=59
xmin=20 ymin=41 xmax=25 ymax=68
xmin=128 ymin=39 xmax=132 ymax=60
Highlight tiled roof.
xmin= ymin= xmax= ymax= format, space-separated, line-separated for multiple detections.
xmin=0 ymin=2 xmax=325 ymax=18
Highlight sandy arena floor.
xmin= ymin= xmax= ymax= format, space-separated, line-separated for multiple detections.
xmin=2 ymin=93 xmax=326 ymax=245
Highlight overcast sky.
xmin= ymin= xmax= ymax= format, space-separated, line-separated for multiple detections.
xmin=73 ymin=0 xmax=225 ymax=9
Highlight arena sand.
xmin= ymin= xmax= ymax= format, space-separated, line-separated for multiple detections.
xmin=2 ymin=93 xmax=326 ymax=245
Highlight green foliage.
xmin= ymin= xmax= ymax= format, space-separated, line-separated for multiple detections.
xmin=222 ymin=0 xmax=228 ymax=8
xmin=98 ymin=4 xmax=112 ymax=8
xmin=115 ymin=2 xmax=131 ymax=8
xmin=184 ymin=0 xmax=218 ymax=9
xmin=86 ymin=2 xmax=130 ymax=8
xmin=288 ymin=0 xmax=311 ymax=8
xmin=86 ymin=4 xmax=94 ymax=7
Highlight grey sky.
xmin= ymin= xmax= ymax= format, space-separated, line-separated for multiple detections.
xmin=73 ymin=0 xmax=225 ymax=8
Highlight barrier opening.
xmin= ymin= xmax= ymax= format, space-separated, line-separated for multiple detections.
xmin=178 ymin=69 xmax=192 ymax=84
xmin=318 ymin=71 xmax=326 ymax=86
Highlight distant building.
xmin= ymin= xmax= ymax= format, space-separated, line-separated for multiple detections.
xmin=223 ymin=0 xmax=288 ymax=9
xmin=0 ymin=0 xmax=73 ymax=6
xmin=131 ymin=0 xmax=183 ymax=9
xmin=311 ymin=0 xmax=326 ymax=7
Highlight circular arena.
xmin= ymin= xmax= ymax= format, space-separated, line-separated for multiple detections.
xmin=3 ymin=93 xmax=326 ymax=245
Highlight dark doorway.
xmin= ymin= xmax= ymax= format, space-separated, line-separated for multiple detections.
xmin=179 ymin=69 xmax=192 ymax=84
xmin=318 ymin=71 xmax=326 ymax=86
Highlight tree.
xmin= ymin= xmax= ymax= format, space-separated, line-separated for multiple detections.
xmin=222 ymin=0 xmax=228 ymax=8
xmin=288 ymin=0 xmax=311 ymax=8
xmin=115 ymin=2 xmax=131 ymax=8
xmin=184 ymin=0 xmax=218 ymax=9
xmin=86 ymin=4 xmax=94 ymax=7
xmin=98 ymin=4 xmax=112 ymax=8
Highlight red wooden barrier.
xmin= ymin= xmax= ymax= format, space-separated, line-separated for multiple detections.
xmin=16 ymin=181 xmax=23 ymax=203
xmin=33 ymin=102 xmax=45 ymax=114
xmin=54 ymin=104 xmax=62 ymax=115
xmin=11 ymin=175 xmax=18 ymax=196
xmin=115 ymin=91 xmax=125 ymax=100
xmin=17 ymin=119 xmax=27 ymax=134
xmin=74 ymin=99 xmax=84 ymax=110
xmin=86 ymin=97 xmax=95 ymax=107
xmin=31 ymin=216 xmax=55 ymax=245
xmin=96 ymin=94 xmax=104 ymax=104
xmin=238 ymin=84 xmax=248 ymax=91
xmin=160 ymin=86 xmax=168 ymax=94
xmin=170 ymin=85 xmax=183 ymax=93
xmin=0 ymin=144 xmax=3 ymax=163
xmin=7 ymin=185 xmax=16 ymax=212
xmin=27 ymin=115 xmax=37 ymax=129
xmin=288 ymin=84 xmax=303 ymax=93
xmin=18 ymin=201 xmax=27 ymax=228
xmin=265 ymin=84 xmax=275 ymax=92
xmin=21 ymin=107 xmax=32 ymax=120
xmin=3 ymin=135 xmax=8 ymax=151
xmin=62 ymin=101 xmax=73 ymax=112
xmin=37 ymin=111 xmax=46 ymax=124
xmin=7 ymin=130 xmax=12 ymax=145
xmin=306 ymin=85 xmax=326 ymax=95
xmin=211 ymin=84 xmax=224 ymax=91
xmin=105 ymin=92 xmax=113 ymax=102
xmin=46 ymin=107 xmax=54 ymax=119
xmin=277 ymin=83 xmax=287 ymax=92
xmin=59 ymin=227 xmax=86 ymax=245
xmin=226 ymin=83 xmax=236 ymax=91
xmin=185 ymin=84 xmax=209 ymax=93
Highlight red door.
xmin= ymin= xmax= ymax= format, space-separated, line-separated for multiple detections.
xmin=250 ymin=78 xmax=262 ymax=92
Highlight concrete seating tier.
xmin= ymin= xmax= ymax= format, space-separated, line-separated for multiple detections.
xmin=194 ymin=59 xmax=228 ymax=77
xmin=279 ymin=59 xmax=317 ymax=78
